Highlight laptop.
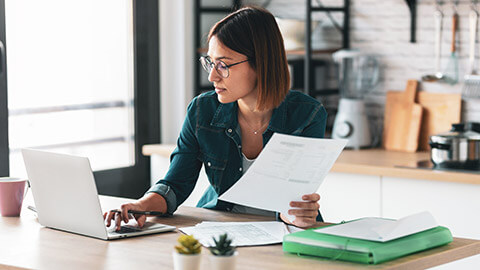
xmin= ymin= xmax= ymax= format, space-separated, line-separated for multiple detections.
xmin=21 ymin=149 xmax=176 ymax=240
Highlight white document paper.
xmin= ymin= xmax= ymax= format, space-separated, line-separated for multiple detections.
xmin=179 ymin=221 xmax=289 ymax=247
xmin=314 ymin=211 xmax=438 ymax=242
xmin=219 ymin=133 xmax=347 ymax=218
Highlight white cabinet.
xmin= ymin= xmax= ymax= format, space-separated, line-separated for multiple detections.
xmin=317 ymin=172 xmax=480 ymax=240
xmin=318 ymin=172 xmax=381 ymax=223
xmin=382 ymin=176 xmax=480 ymax=240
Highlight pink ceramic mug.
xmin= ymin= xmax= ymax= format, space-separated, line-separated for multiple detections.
xmin=0 ymin=177 xmax=29 ymax=217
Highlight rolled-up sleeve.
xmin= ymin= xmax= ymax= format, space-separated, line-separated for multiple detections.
xmin=146 ymin=98 xmax=203 ymax=214
xmin=146 ymin=183 xmax=178 ymax=214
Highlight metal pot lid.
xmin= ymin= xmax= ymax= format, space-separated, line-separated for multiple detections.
xmin=430 ymin=123 xmax=480 ymax=144
xmin=430 ymin=132 xmax=467 ymax=144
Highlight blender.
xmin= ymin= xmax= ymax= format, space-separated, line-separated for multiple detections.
xmin=332 ymin=49 xmax=379 ymax=149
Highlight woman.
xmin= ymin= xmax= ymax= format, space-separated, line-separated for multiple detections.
xmin=105 ymin=6 xmax=327 ymax=230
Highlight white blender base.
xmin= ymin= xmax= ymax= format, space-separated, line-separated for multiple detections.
xmin=332 ymin=98 xmax=372 ymax=149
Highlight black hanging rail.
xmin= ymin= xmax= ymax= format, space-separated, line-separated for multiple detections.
xmin=311 ymin=7 xmax=346 ymax=12
xmin=406 ymin=0 xmax=417 ymax=43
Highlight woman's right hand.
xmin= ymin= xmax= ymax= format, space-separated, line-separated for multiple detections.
xmin=103 ymin=201 xmax=147 ymax=231
xmin=103 ymin=193 xmax=168 ymax=231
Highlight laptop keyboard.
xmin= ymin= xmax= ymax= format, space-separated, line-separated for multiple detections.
xmin=107 ymin=222 xmax=171 ymax=235
xmin=111 ymin=225 xmax=142 ymax=234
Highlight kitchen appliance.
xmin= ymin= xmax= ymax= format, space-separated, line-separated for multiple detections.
xmin=429 ymin=122 xmax=480 ymax=170
xmin=332 ymin=49 xmax=379 ymax=149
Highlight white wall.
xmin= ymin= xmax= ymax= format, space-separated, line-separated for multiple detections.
xmin=159 ymin=0 xmax=194 ymax=144
xmin=248 ymin=0 xmax=474 ymax=91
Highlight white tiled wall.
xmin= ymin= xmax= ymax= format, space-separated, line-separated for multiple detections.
xmin=242 ymin=0 xmax=480 ymax=138
xmin=251 ymin=0 xmax=472 ymax=91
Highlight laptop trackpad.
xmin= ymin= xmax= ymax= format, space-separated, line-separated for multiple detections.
xmin=107 ymin=221 xmax=168 ymax=234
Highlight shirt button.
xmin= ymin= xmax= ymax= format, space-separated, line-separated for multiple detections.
xmin=238 ymin=145 xmax=241 ymax=148
xmin=227 ymin=128 xmax=233 ymax=133
xmin=207 ymin=162 xmax=211 ymax=167
xmin=239 ymin=167 xmax=243 ymax=172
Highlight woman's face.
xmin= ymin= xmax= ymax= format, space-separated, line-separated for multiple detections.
xmin=207 ymin=36 xmax=257 ymax=105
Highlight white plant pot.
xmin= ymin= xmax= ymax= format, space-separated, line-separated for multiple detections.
xmin=208 ymin=251 xmax=238 ymax=270
xmin=172 ymin=252 xmax=201 ymax=270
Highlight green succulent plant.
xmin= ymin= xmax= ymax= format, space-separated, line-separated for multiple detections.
xmin=209 ymin=233 xmax=236 ymax=256
xmin=174 ymin=235 xmax=202 ymax=254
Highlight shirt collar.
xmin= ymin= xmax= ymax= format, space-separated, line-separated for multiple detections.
xmin=210 ymin=102 xmax=237 ymax=128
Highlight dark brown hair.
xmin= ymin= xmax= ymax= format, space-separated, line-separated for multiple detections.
xmin=207 ymin=6 xmax=290 ymax=110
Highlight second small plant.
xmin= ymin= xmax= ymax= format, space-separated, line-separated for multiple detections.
xmin=209 ymin=233 xmax=236 ymax=256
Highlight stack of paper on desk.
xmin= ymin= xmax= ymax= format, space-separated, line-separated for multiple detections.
xmin=283 ymin=212 xmax=453 ymax=264
xmin=179 ymin=221 xmax=301 ymax=247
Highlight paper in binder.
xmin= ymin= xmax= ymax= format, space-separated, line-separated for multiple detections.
xmin=283 ymin=212 xmax=453 ymax=264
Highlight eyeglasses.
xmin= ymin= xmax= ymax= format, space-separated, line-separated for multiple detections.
xmin=199 ymin=56 xmax=249 ymax=78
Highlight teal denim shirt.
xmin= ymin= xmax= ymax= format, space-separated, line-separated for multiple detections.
xmin=147 ymin=90 xmax=327 ymax=220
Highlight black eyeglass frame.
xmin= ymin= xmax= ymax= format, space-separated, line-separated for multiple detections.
xmin=199 ymin=56 xmax=250 ymax=78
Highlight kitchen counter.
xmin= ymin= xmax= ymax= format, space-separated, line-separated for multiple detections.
xmin=142 ymin=144 xmax=480 ymax=185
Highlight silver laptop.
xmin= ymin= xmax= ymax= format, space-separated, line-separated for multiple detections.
xmin=21 ymin=149 xmax=176 ymax=240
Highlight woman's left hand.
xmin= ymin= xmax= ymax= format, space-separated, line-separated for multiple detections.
xmin=281 ymin=193 xmax=320 ymax=228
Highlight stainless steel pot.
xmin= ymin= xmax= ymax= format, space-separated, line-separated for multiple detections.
xmin=429 ymin=122 xmax=480 ymax=170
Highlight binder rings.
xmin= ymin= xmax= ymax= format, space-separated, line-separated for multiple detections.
xmin=283 ymin=226 xmax=453 ymax=264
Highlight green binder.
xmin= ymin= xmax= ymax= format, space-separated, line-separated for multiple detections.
xmin=283 ymin=226 xmax=453 ymax=264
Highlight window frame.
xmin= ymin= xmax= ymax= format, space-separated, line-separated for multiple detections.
xmin=0 ymin=0 xmax=8 ymax=178
xmin=0 ymin=0 xmax=160 ymax=199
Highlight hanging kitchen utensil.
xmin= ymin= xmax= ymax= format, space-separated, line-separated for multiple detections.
xmin=422 ymin=1 xmax=445 ymax=82
xmin=463 ymin=1 xmax=480 ymax=99
xmin=468 ymin=1 xmax=478 ymax=75
xmin=443 ymin=0 xmax=459 ymax=85
xmin=383 ymin=80 xmax=423 ymax=152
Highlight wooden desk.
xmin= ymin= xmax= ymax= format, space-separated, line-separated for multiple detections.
xmin=1 ymin=196 xmax=479 ymax=270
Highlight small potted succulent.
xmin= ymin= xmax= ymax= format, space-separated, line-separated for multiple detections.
xmin=208 ymin=233 xmax=238 ymax=270
xmin=173 ymin=235 xmax=202 ymax=270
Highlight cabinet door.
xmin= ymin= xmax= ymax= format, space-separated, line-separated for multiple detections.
xmin=382 ymin=177 xmax=480 ymax=239
xmin=318 ymin=172 xmax=381 ymax=223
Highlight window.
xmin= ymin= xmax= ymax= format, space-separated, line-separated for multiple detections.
xmin=0 ymin=0 xmax=160 ymax=198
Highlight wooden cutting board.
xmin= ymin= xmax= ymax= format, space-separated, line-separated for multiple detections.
xmin=384 ymin=91 xmax=461 ymax=151
xmin=383 ymin=80 xmax=423 ymax=152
